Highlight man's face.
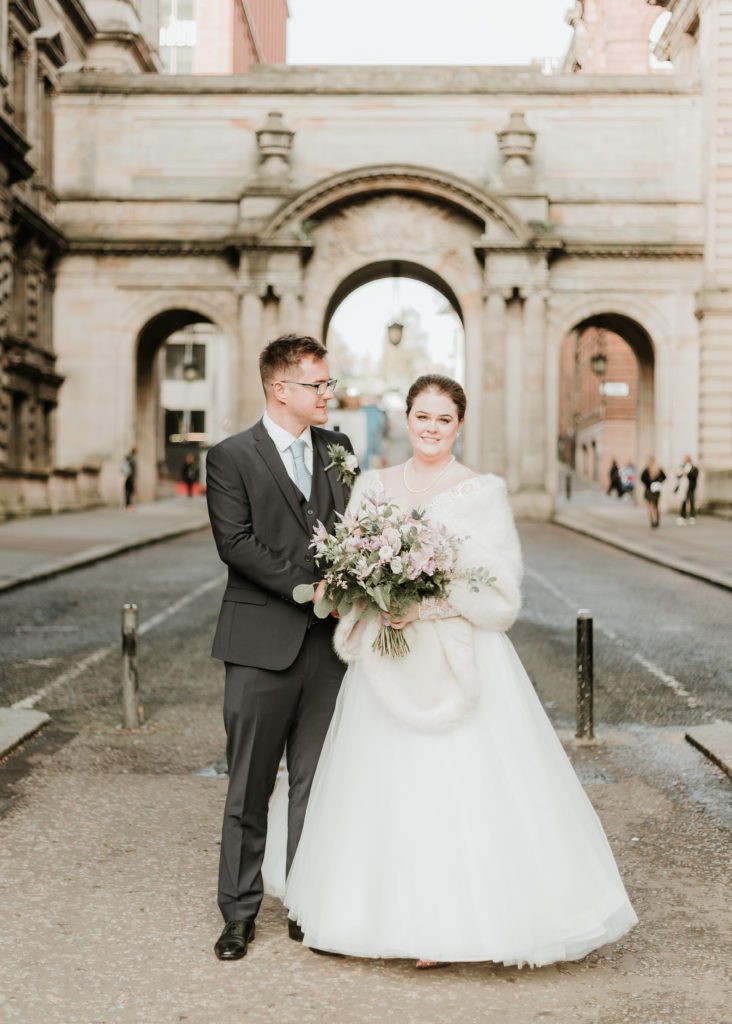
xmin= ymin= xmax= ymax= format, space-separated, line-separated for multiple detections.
xmin=272 ymin=356 xmax=335 ymax=428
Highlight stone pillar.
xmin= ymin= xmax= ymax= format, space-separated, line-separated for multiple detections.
xmin=481 ymin=288 xmax=507 ymax=474
xmin=239 ymin=287 xmax=265 ymax=427
xmin=279 ymin=287 xmax=303 ymax=334
xmin=521 ymin=290 xmax=548 ymax=489
xmin=504 ymin=296 xmax=523 ymax=494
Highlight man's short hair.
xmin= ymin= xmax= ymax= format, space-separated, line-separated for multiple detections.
xmin=259 ymin=334 xmax=328 ymax=388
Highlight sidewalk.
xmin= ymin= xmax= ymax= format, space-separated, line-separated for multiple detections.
xmin=554 ymin=480 xmax=732 ymax=592
xmin=0 ymin=497 xmax=210 ymax=594
xmin=0 ymin=678 xmax=729 ymax=1023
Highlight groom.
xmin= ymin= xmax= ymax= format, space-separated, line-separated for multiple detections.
xmin=205 ymin=334 xmax=354 ymax=961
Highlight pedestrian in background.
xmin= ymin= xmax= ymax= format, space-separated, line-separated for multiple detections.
xmin=606 ymin=459 xmax=623 ymax=498
xmin=675 ymin=454 xmax=698 ymax=525
xmin=641 ymin=457 xmax=666 ymax=529
xmin=181 ymin=452 xmax=199 ymax=498
xmin=122 ymin=448 xmax=136 ymax=509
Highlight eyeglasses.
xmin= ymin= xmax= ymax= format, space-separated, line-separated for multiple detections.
xmin=275 ymin=378 xmax=338 ymax=397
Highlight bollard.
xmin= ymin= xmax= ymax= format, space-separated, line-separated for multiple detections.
xmin=576 ymin=609 xmax=594 ymax=739
xmin=121 ymin=603 xmax=143 ymax=729
xmin=565 ymin=472 xmax=572 ymax=501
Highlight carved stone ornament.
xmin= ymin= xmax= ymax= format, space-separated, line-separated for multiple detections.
xmin=256 ymin=112 xmax=295 ymax=180
xmin=496 ymin=111 xmax=537 ymax=187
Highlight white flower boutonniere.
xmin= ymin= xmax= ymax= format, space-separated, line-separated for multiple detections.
xmin=325 ymin=443 xmax=358 ymax=489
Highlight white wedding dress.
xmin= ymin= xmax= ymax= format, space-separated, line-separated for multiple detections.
xmin=262 ymin=472 xmax=637 ymax=966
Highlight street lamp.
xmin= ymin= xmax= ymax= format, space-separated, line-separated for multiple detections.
xmin=387 ymin=320 xmax=404 ymax=347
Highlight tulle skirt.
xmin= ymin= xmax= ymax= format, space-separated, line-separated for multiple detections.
xmin=263 ymin=630 xmax=637 ymax=966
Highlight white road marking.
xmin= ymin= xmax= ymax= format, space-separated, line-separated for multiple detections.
xmin=12 ymin=574 xmax=225 ymax=711
xmin=524 ymin=566 xmax=702 ymax=713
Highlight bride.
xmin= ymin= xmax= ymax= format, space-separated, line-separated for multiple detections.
xmin=263 ymin=373 xmax=637 ymax=969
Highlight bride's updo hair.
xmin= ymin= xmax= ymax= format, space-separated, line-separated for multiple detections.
xmin=406 ymin=375 xmax=467 ymax=421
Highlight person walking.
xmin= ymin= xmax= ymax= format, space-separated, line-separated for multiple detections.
xmin=606 ymin=460 xmax=623 ymax=498
xmin=205 ymin=333 xmax=355 ymax=963
xmin=180 ymin=452 xmax=198 ymax=498
xmin=675 ymin=454 xmax=698 ymax=525
xmin=122 ymin=448 xmax=136 ymax=509
xmin=640 ymin=457 xmax=666 ymax=528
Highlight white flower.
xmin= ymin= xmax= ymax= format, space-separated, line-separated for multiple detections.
xmin=390 ymin=556 xmax=404 ymax=574
xmin=345 ymin=453 xmax=358 ymax=472
xmin=378 ymin=545 xmax=394 ymax=562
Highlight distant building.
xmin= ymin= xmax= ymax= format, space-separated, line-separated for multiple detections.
xmin=159 ymin=0 xmax=288 ymax=74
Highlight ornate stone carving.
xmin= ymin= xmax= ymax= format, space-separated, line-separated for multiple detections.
xmin=496 ymin=112 xmax=537 ymax=188
xmin=256 ymin=112 xmax=295 ymax=182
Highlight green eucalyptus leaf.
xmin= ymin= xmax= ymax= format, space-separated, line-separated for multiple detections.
xmin=314 ymin=596 xmax=335 ymax=619
xmin=293 ymin=583 xmax=316 ymax=604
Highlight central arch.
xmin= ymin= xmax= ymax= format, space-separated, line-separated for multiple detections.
xmin=262 ymin=164 xmax=530 ymax=244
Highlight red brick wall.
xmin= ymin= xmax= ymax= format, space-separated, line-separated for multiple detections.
xmin=558 ymin=327 xmax=639 ymax=486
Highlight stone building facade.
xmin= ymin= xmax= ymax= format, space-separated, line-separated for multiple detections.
xmin=2 ymin=0 xmax=731 ymax=518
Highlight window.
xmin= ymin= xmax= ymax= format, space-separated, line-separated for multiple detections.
xmin=159 ymin=0 xmax=197 ymax=74
xmin=9 ymin=392 xmax=26 ymax=468
xmin=11 ymin=39 xmax=27 ymax=132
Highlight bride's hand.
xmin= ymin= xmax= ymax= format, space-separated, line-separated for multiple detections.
xmin=313 ymin=580 xmax=327 ymax=604
xmin=382 ymin=606 xmax=419 ymax=630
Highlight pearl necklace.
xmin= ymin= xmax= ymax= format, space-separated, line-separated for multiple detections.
xmin=402 ymin=456 xmax=456 ymax=494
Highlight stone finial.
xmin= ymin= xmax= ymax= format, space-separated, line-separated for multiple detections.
xmin=496 ymin=111 xmax=537 ymax=187
xmin=256 ymin=112 xmax=295 ymax=180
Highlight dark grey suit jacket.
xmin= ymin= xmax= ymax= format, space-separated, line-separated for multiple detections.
xmin=205 ymin=419 xmax=353 ymax=670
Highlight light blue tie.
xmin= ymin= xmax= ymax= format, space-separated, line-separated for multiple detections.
xmin=290 ymin=437 xmax=312 ymax=500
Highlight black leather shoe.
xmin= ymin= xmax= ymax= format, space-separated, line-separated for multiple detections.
xmin=288 ymin=919 xmax=304 ymax=942
xmin=214 ymin=919 xmax=256 ymax=960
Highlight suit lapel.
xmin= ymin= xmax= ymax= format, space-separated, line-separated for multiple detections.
xmin=312 ymin=430 xmax=345 ymax=514
xmin=252 ymin=420 xmax=309 ymax=533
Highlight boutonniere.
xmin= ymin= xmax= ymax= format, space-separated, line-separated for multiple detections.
xmin=325 ymin=443 xmax=358 ymax=489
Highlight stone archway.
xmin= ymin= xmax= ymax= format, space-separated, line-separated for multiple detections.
xmin=554 ymin=309 xmax=657 ymax=500
xmin=135 ymin=307 xmax=227 ymax=502
xmin=264 ymin=170 xmax=519 ymax=469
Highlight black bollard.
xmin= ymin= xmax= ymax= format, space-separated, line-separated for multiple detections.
xmin=576 ymin=609 xmax=594 ymax=739
xmin=121 ymin=603 xmax=143 ymax=729
xmin=565 ymin=472 xmax=572 ymax=501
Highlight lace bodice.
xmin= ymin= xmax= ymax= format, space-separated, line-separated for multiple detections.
xmin=351 ymin=469 xmax=493 ymax=519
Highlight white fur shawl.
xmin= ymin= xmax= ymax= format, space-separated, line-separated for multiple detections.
xmin=333 ymin=473 xmax=523 ymax=731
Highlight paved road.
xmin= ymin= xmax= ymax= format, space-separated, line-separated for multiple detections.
xmin=1 ymin=522 xmax=730 ymax=809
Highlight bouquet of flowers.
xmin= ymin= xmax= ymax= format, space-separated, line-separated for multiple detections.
xmin=293 ymin=491 xmax=493 ymax=657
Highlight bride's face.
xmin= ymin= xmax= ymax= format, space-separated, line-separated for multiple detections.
xmin=407 ymin=389 xmax=462 ymax=460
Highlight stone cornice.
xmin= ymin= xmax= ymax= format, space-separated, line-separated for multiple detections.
xmin=91 ymin=31 xmax=160 ymax=73
xmin=57 ymin=66 xmax=701 ymax=97
xmin=66 ymin=237 xmax=314 ymax=258
xmin=10 ymin=0 xmax=41 ymax=35
xmin=560 ymin=241 xmax=703 ymax=260
xmin=61 ymin=235 xmax=702 ymax=262
xmin=12 ymin=193 xmax=68 ymax=252
xmin=58 ymin=0 xmax=97 ymax=41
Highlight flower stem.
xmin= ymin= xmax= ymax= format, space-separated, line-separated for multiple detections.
xmin=372 ymin=625 xmax=411 ymax=658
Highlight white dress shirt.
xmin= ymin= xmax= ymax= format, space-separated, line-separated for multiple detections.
xmin=262 ymin=411 xmax=314 ymax=487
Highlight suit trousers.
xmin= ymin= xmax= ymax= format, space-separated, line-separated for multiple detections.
xmin=218 ymin=618 xmax=345 ymax=922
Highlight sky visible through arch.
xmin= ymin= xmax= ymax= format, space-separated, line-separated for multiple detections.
xmin=287 ymin=0 xmax=573 ymax=67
